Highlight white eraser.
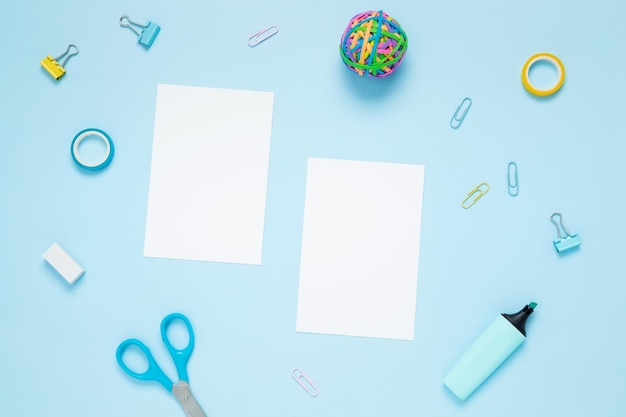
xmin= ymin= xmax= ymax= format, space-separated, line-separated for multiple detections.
xmin=43 ymin=243 xmax=85 ymax=284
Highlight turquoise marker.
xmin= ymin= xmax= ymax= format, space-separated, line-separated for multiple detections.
xmin=443 ymin=302 xmax=537 ymax=400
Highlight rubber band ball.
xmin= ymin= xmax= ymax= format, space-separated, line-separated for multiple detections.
xmin=339 ymin=10 xmax=408 ymax=78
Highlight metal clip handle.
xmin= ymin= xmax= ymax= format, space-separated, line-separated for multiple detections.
xmin=120 ymin=15 xmax=147 ymax=36
xmin=54 ymin=44 xmax=79 ymax=68
xmin=550 ymin=212 xmax=573 ymax=239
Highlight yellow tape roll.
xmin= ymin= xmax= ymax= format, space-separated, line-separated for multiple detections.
xmin=521 ymin=53 xmax=565 ymax=96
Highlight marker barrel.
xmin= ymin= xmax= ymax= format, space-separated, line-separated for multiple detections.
xmin=443 ymin=304 xmax=535 ymax=400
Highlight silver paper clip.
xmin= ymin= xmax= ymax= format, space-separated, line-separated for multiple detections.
xmin=450 ymin=97 xmax=472 ymax=129
xmin=550 ymin=213 xmax=581 ymax=253
xmin=247 ymin=25 xmax=279 ymax=47
xmin=462 ymin=182 xmax=490 ymax=209
xmin=507 ymin=162 xmax=519 ymax=196
xmin=291 ymin=368 xmax=319 ymax=397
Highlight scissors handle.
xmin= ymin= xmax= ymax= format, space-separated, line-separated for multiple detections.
xmin=116 ymin=338 xmax=174 ymax=391
xmin=161 ymin=313 xmax=195 ymax=383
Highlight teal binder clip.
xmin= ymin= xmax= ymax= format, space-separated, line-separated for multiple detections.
xmin=550 ymin=212 xmax=580 ymax=253
xmin=120 ymin=15 xmax=160 ymax=48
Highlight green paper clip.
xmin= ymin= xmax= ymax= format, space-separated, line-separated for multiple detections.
xmin=462 ymin=182 xmax=490 ymax=209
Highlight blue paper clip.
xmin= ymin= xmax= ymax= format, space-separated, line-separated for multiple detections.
xmin=450 ymin=97 xmax=472 ymax=129
xmin=507 ymin=162 xmax=519 ymax=196
xmin=120 ymin=15 xmax=160 ymax=48
xmin=550 ymin=212 xmax=580 ymax=253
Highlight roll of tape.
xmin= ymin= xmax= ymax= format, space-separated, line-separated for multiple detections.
xmin=71 ymin=128 xmax=114 ymax=170
xmin=521 ymin=53 xmax=565 ymax=97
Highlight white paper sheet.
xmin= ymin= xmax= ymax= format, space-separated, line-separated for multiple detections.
xmin=144 ymin=84 xmax=274 ymax=264
xmin=296 ymin=158 xmax=425 ymax=340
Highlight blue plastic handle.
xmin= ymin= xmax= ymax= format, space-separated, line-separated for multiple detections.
xmin=160 ymin=313 xmax=195 ymax=383
xmin=116 ymin=338 xmax=174 ymax=391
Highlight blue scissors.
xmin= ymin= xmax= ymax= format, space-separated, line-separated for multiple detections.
xmin=116 ymin=313 xmax=207 ymax=417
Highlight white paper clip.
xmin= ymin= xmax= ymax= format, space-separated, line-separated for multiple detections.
xmin=291 ymin=368 xmax=319 ymax=397
xmin=247 ymin=25 xmax=278 ymax=47
xmin=507 ymin=162 xmax=519 ymax=196
xmin=120 ymin=15 xmax=160 ymax=48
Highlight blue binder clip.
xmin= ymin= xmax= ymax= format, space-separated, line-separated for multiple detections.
xmin=550 ymin=212 xmax=580 ymax=253
xmin=120 ymin=15 xmax=160 ymax=48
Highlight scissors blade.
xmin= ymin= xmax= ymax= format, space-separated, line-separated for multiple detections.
xmin=172 ymin=381 xmax=207 ymax=417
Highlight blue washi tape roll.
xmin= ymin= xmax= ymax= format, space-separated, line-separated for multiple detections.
xmin=71 ymin=128 xmax=114 ymax=171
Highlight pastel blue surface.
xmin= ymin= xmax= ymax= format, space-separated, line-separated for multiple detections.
xmin=1 ymin=1 xmax=626 ymax=416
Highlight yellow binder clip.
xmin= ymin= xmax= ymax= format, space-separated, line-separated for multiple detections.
xmin=40 ymin=44 xmax=79 ymax=80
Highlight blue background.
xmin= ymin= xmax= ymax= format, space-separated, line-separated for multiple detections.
xmin=2 ymin=1 xmax=625 ymax=416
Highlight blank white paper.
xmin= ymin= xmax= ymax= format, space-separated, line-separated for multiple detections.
xmin=296 ymin=158 xmax=425 ymax=340
xmin=144 ymin=84 xmax=274 ymax=264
